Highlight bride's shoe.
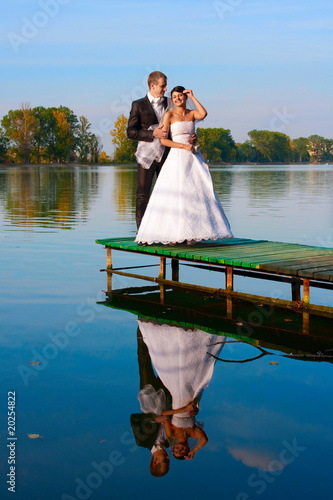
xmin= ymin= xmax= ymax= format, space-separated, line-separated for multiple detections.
xmin=169 ymin=242 xmax=176 ymax=246
xmin=187 ymin=240 xmax=195 ymax=246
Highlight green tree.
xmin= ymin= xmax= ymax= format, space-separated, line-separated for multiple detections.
xmin=291 ymin=137 xmax=310 ymax=163
xmin=88 ymin=134 xmax=102 ymax=164
xmin=307 ymin=135 xmax=330 ymax=163
xmin=197 ymin=128 xmax=236 ymax=162
xmin=0 ymin=127 xmax=9 ymax=162
xmin=248 ymin=130 xmax=292 ymax=162
xmin=110 ymin=114 xmax=136 ymax=163
xmin=76 ymin=115 xmax=92 ymax=164
xmin=235 ymin=140 xmax=260 ymax=162
xmin=33 ymin=106 xmax=78 ymax=163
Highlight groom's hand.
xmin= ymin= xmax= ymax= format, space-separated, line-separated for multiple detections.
xmin=188 ymin=133 xmax=197 ymax=145
xmin=153 ymin=126 xmax=168 ymax=139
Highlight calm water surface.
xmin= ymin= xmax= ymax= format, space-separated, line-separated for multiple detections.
xmin=1 ymin=164 xmax=333 ymax=500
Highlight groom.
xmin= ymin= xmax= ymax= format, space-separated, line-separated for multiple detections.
xmin=127 ymin=71 xmax=169 ymax=229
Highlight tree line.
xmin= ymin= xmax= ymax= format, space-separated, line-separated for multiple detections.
xmin=1 ymin=108 xmax=332 ymax=165
xmin=0 ymin=103 xmax=105 ymax=164
xmin=110 ymin=114 xmax=333 ymax=164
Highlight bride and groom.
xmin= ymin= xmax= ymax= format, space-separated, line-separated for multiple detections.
xmin=127 ymin=71 xmax=233 ymax=246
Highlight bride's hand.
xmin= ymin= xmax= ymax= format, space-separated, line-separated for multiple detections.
xmin=183 ymin=89 xmax=194 ymax=99
xmin=183 ymin=144 xmax=194 ymax=153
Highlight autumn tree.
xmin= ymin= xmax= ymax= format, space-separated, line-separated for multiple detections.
xmin=52 ymin=108 xmax=78 ymax=163
xmin=110 ymin=114 xmax=136 ymax=163
xmin=1 ymin=103 xmax=39 ymax=162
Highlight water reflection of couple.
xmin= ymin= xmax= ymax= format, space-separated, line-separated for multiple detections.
xmin=128 ymin=71 xmax=233 ymax=246
xmin=131 ymin=320 xmax=225 ymax=477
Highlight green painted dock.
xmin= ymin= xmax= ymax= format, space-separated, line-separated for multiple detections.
xmin=96 ymin=237 xmax=333 ymax=315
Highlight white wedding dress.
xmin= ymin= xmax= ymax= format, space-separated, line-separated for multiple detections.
xmin=135 ymin=121 xmax=233 ymax=245
xmin=138 ymin=319 xmax=225 ymax=428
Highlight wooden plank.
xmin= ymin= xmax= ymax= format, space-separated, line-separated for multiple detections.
xmin=261 ymin=254 xmax=333 ymax=273
xmin=308 ymin=268 xmax=333 ymax=281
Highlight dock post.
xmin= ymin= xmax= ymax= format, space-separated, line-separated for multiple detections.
xmin=107 ymin=273 xmax=112 ymax=293
xmin=106 ymin=247 xmax=112 ymax=293
xmin=227 ymin=296 xmax=233 ymax=319
xmin=226 ymin=266 xmax=234 ymax=291
xmin=159 ymin=285 xmax=165 ymax=304
xmin=159 ymin=257 xmax=166 ymax=279
xmin=302 ymin=279 xmax=310 ymax=304
xmin=302 ymin=312 xmax=310 ymax=335
xmin=106 ymin=247 xmax=112 ymax=269
xmin=291 ymin=278 xmax=301 ymax=302
xmin=171 ymin=259 xmax=179 ymax=281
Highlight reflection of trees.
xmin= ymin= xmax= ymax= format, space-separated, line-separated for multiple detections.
xmin=232 ymin=167 xmax=333 ymax=202
xmin=1 ymin=166 xmax=99 ymax=230
xmin=112 ymin=166 xmax=137 ymax=220
xmin=210 ymin=167 xmax=233 ymax=204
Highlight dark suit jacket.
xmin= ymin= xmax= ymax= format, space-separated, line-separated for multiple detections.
xmin=127 ymin=95 xmax=168 ymax=143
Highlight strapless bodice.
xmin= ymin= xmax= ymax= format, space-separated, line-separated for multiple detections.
xmin=170 ymin=121 xmax=195 ymax=144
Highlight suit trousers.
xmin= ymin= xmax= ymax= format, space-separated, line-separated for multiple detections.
xmin=136 ymin=159 xmax=163 ymax=229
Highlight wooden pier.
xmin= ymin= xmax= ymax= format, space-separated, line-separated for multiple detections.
xmin=96 ymin=237 xmax=333 ymax=317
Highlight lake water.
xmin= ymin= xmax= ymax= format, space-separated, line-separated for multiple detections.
xmin=1 ymin=164 xmax=333 ymax=500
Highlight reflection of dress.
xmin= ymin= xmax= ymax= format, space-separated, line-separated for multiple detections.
xmin=137 ymin=319 xmax=225 ymax=428
xmin=135 ymin=121 xmax=233 ymax=245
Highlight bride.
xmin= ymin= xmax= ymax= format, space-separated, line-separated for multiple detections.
xmin=135 ymin=86 xmax=233 ymax=246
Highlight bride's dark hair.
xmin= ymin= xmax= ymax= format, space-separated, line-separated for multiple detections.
xmin=171 ymin=86 xmax=187 ymax=98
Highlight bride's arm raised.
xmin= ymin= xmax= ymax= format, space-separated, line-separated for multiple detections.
xmin=160 ymin=112 xmax=194 ymax=152
xmin=183 ymin=89 xmax=207 ymax=121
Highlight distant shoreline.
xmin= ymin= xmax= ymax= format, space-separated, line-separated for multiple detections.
xmin=1 ymin=161 xmax=331 ymax=168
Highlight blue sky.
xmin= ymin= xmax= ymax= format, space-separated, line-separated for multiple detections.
xmin=1 ymin=0 xmax=332 ymax=154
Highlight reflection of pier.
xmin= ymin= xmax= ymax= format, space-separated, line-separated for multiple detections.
xmin=96 ymin=237 xmax=333 ymax=321
xmin=99 ymin=285 xmax=333 ymax=361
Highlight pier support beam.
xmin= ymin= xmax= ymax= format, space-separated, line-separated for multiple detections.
xmin=226 ymin=266 xmax=234 ymax=291
xmin=106 ymin=247 xmax=112 ymax=269
xmin=171 ymin=259 xmax=179 ymax=282
xmin=291 ymin=278 xmax=301 ymax=302
xmin=302 ymin=312 xmax=310 ymax=335
xmin=159 ymin=257 xmax=166 ymax=279
xmin=303 ymin=279 xmax=310 ymax=304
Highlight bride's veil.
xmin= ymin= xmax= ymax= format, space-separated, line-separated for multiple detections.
xmin=166 ymin=91 xmax=198 ymax=113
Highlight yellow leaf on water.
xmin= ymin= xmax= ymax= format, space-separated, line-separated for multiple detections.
xmin=29 ymin=361 xmax=41 ymax=365
xmin=97 ymin=440 xmax=106 ymax=444
xmin=270 ymin=361 xmax=279 ymax=365
xmin=27 ymin=434 xmax=43 ymax=439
